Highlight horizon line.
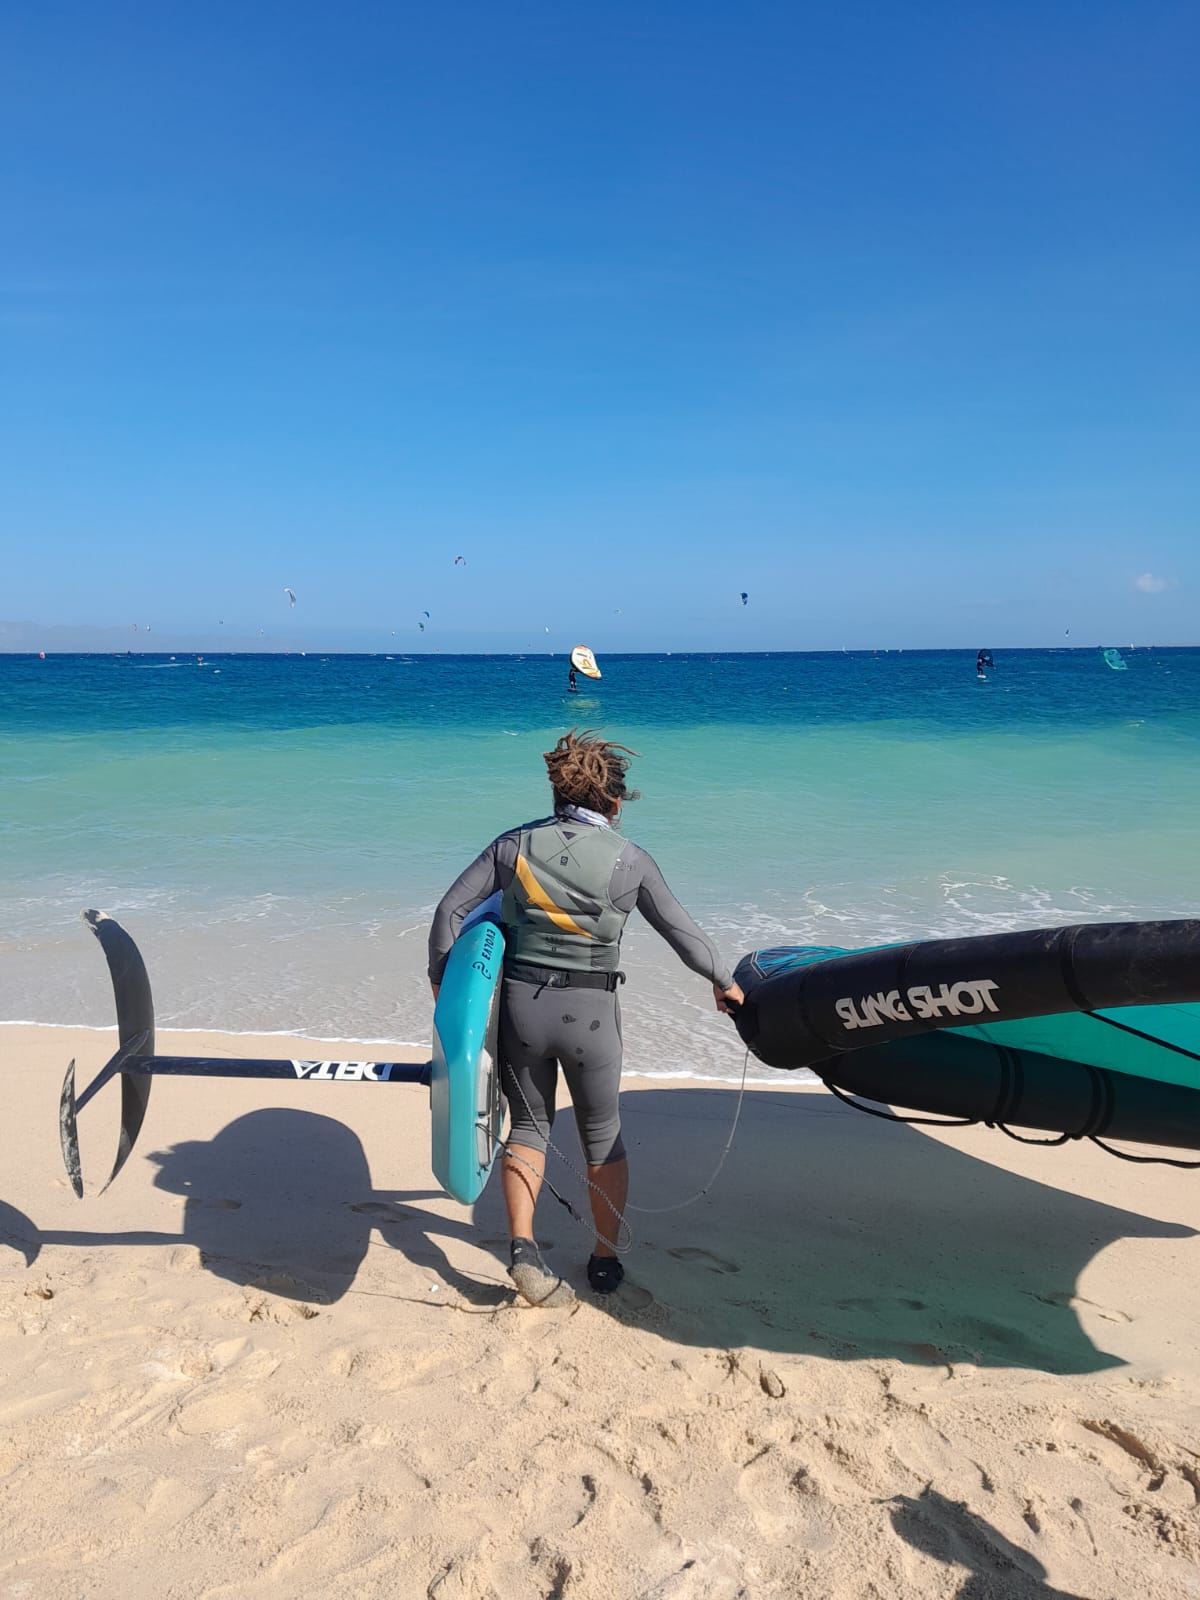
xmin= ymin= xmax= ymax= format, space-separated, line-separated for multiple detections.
xmin=4 ymin=644 xmax=1196 ymax=659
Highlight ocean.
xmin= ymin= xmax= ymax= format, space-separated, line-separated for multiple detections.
xmin=4 ymin=648 xmax=1200 ymax=1084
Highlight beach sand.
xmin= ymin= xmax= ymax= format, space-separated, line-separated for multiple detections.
xmin=3 ymin=1024 xmax=1200 ymax=1598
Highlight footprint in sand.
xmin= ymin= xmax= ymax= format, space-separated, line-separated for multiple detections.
xmin=1025 ymin=1289 xmax=1132 ymax=1324
xmin=638 ymin=1551 xmax=746 ymax=1598
xmin=172 ymin=1388 xmax=268 ymax=1440
xmin=836 ymin=1295 xmax=927 ymax=1313
xmin=612 ymin=1281 xmax=655 ymax=1310
xmin=668 ymin=1246 xmax=740 ymax=1275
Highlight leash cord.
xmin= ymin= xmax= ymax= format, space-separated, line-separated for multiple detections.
xmin=489 ymin=1041 xmax=752 ymax=1255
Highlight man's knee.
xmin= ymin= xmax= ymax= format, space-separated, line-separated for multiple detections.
xmin=505 ymin=1118 xmax=551 ymax=1154
xmin=585 ymin=1132 xmax=626 ymax=1167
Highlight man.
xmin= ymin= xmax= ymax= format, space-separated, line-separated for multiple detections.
xmin=429 ymin=730 xmax=743 ymax=1305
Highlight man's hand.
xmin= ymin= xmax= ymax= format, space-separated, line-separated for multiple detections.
xmin=430 ymin=982 xmax=440 ymax=1003
xmin=713 ymin=980 xmax=744 ymax=1016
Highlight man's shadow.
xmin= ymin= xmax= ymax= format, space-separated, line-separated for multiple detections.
xmin=2 ymin=1107 xmax=508 ymax=1308
xmin=2 ymin=1091 xmax=1194 ymax=1373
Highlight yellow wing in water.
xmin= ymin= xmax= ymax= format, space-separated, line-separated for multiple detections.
xmin=570 ymin=645 xmax=601 ymax=679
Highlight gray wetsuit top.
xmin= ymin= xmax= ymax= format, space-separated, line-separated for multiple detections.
xmin=428 ymin=812 xmax=733 ymax=1165
xmin=428 ymin=813 xmax=733 ymax=990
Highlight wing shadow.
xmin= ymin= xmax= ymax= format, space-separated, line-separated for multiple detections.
xmin=558 ymin=1087 xmax=1194 ymax=1374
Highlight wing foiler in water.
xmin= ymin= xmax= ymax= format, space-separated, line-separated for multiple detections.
xmin=733 ymin=921 xmax=1200 ymax=1157
xmin=1103 ymin=648 xmax=1129 ymax=671
xmin=570 ymin=644 xmax=601 ymax=679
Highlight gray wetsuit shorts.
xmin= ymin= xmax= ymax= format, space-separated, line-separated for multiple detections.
xmin=499 ymin=977 xmax=626 ymax=1166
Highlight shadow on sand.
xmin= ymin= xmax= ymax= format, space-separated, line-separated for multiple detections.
xmin=597 ymin=1087 xmax=1195 ymax=1374
xmin=888 ymin=1485 xmax=1089 ymax=1598
xmin=2 ymin=1088 xmax=1192 ymax=1373
xmin=2 ymin=1108 xmax=502 ymax=1309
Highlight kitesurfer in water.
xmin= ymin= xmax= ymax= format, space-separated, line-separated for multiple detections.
xmin=976 ymin=649 xmax=994 ymax=675
xmin=429 ymin=731 xmax=743 ymax=1307
xmin=568 ymin=665 xmax=578 ymax=693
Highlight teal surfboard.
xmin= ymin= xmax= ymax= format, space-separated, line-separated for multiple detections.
xmin=430 ymin=896 xmax=506 ymax=1203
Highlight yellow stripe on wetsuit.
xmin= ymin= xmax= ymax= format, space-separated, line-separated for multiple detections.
xmin=514 ymin=853 xmax=595 ymax=938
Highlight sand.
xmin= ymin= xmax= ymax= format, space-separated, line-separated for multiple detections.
xmin=3 ymin=1022 xmax=1200 ymax=1599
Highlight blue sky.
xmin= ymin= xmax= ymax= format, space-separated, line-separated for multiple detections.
xmin=3 ymin=1 xmax=1197 ymax=651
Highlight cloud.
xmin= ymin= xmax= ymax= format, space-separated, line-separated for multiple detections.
xmin=1134 ymin=572 xmax=1176 ymax=594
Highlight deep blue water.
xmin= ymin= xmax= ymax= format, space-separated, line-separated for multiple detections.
xmin=5 ymin=647 xmax=1199 ymax=735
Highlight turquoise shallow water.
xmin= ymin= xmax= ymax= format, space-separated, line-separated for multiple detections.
xmin=4 ymin=649 xmax=1200 ymax=1082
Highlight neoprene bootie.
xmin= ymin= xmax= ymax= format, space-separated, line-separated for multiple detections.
xmin=508 ymin=1237 xmax=575 ymax=1308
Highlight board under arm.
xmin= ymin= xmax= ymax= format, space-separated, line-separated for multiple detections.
xmin=428 ymin=837 xmax=516 ymax=983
